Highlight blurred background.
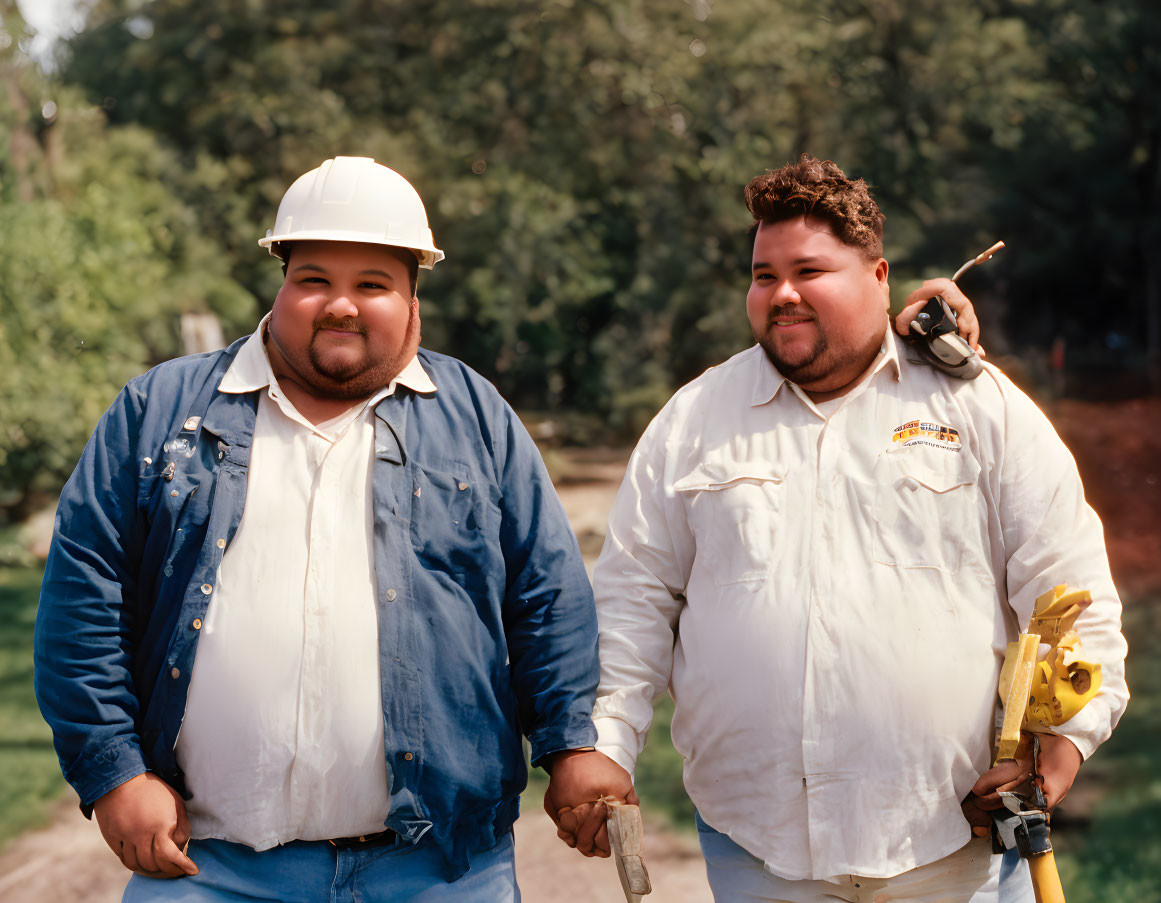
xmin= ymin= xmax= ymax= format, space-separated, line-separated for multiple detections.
xmin=0 ymin=0 xmax=1158 ymax=900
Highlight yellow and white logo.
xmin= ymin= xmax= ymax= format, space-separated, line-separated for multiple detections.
xmin=891 ymin=420 xmax=961 ymax=451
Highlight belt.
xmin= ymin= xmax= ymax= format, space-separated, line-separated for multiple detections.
xmin=326 ymin=829 xmax=400 ymax=850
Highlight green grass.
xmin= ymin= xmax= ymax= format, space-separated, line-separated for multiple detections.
xmin=0 ymin=559 xmax=70 ymax=852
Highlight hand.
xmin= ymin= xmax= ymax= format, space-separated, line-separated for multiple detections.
xmin=961 ymin=732 xmax=1083 ymax=838
xmin=543 ymin=749 xmax=637 ymax=858
xmin=92 ymin=772 xmax=198 ymax=878
xmin=894 ymin=278 xmax=983 ymax=354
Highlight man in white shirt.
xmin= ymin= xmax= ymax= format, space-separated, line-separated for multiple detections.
xmin=545 ymin=155 xmax=1128 ymax=902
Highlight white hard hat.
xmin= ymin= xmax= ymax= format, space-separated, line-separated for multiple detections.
xmin=259 ymin=156 xmax=445 ymax=268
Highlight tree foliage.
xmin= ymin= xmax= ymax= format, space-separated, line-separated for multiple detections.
xmin=1 ymin=0 xmax=1158 ymax=509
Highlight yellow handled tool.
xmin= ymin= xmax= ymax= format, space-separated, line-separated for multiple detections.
xmin=991 ymin=585 xmax=1103 ymax=903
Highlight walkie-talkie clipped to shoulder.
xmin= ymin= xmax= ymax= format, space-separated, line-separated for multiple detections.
xmin=908 ymin=241 xmax=1004 ymax=380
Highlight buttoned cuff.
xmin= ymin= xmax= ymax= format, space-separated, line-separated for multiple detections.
xmin=66 ymin=735 xmax=148 ymax=809
xmin=527 ymin=713 xmax=598 ymax=770
xmin=593 ymin=715 xmax=642 ymax=779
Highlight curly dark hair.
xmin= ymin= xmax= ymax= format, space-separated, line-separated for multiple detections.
xmin=744 ymin=155 xmax=885 ymax=260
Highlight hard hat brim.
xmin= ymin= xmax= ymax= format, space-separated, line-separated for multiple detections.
xmin=258 ymin=231 xmax=444 ymax=269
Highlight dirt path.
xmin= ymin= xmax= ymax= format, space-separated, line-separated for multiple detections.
xmin=0 ymin=445 xmax=713 ymax=903
xmin=0 ymin=797 xmax=712 ymax=903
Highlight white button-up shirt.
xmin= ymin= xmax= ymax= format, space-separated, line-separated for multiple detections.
xmin=175 ymin=320 xmax=436 ymax=850
xmin=592 ymin=334 xmax=1128 ymax=880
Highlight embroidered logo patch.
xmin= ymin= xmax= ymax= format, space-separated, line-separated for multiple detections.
xmin=891 ymin=420 xmax=961 ymax=451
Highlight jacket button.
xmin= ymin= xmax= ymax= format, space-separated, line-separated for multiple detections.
xmin=404 ymin=752 xmax=413 ymax=761
xmin=171 ymin=668 xmax=180 ymax=679
xmin=201 ymin=584 xmax=213 ymax=595
xmin=457 ymin=482 xmax=468 ymax=491
xmin=386 ymin=589 xmax=397 ymax=602
xmin=192 ymin=619 xmax=202 ymax=630
xmin=216 ymin=538 xmax=226 ymax=549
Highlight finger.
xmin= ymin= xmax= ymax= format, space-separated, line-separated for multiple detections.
xmin=977 ymin=344 xmax=987 ymax=359
xmin=154 ymin=832 xmax=198 ymax=877
xmin=971 ymin=760 xmax=1026 ymax=797
xmin=960 ymin=796 xmax=992 ymax=827
xmin=134 ymin=835 xmax=162 ymax=874
xmin=894 ymin=301 xmax=925 ymax=336
xmin=173 ymin=799 xmax=192 ymax=850
xmin=557 ymin=827 xmax=577 ymax=847
xmin=575 ymin=800 xmax=607 ymax=855
xmin=626 ymin=788 xmax=640 ymax=806
xmin=591 ymin=822 xmax=610 ymax=858
xmin=934 ymin=283 xmax=979 ymax=349
xmin=120 ymin=840 xmax=142 ymax=874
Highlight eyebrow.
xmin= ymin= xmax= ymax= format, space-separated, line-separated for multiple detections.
xmin=752 ymin=256 xmax=827 ymax=271
xmin=291 ymin=264 xmax=396 ymax=282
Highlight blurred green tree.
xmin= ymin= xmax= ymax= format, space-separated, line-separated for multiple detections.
xmin=0 ymin=13 xmax=253 ymax=515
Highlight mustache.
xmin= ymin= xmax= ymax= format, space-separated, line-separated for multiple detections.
xmin=314 ymin=316 xmax=366 ymax=335
xmin=765 ymin=305 xmax=815 ymax=325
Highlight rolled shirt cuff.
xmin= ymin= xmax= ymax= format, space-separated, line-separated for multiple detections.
xmin=593 ymin=715 xmax=642 ymax=779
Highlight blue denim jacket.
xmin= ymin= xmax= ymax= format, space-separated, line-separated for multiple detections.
xmin=34 ymin=337 xmax=599 ymax=878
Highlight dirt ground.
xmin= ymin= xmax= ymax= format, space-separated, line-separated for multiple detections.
xmin=0 ymin=796 xmax=711 ymax=903
xmin=3 ymin=396 xmax=1155 ymax=903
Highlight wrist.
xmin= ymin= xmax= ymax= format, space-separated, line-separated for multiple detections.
xmin=545 ymin=747 xmax=596 ymax=775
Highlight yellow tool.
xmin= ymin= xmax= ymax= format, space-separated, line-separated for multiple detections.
xmin=991 ymin=585 xmax=1103 ymax=903
xmin=605 ymin=799 xmax=652 ymax=902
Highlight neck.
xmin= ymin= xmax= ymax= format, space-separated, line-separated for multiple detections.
xmin=802 ymin=341 xmax=885 ymax=403
xmin=263 ymin=334 xmax=372 ymax=426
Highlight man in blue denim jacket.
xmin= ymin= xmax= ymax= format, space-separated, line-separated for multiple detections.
xmin=34 ymin=157 xmax=603 ymax=901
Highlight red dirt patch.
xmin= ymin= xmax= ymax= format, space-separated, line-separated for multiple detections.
xmin=1051 ymin=397 xmax=1161 ymax=599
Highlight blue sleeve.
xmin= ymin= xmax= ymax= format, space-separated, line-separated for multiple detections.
xmin=34 ymin=381 xmax=149 ymax=808
xmin=496 ymin=405 xmax=599 ymax=767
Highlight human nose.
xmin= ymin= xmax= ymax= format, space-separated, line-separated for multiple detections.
xmin=323 ymin=291 xmax=359 ymax=319
xmin=771 ymin=277 xmax=801 ymax=305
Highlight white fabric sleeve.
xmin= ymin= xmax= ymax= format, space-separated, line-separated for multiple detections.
xmin=993 ymin=371 xmax=1129 ymax=759
xmin=591 ymin=415 xmax=693 ymax=776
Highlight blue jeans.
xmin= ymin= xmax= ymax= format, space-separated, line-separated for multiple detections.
xmin=122 ymin=832 xmax=519 ymax=902
xmin=694 ymin=812 xmax=1033 ymax=903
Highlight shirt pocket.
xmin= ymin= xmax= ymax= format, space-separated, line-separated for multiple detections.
xmin=409 ymin=461 xmax=499 ymax=594
xmin=674 ymin=461 xmax=786 ymax=586
xmin=872 ymin=449 xmax=981 ymax=572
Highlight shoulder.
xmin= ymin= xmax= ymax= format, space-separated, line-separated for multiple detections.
xmin=644 ymin=345 xmax=764 ymax=436
xmin=415 ymin=347 xmax=512 ymax=418
xmin=125 ymin=338 xmax=247 ymax=405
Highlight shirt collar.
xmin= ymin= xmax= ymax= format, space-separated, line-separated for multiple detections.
xmin=218 ymin=313 xmax=437 ymax=397
xmin=749 ymin=328 xmax=902 ymax=408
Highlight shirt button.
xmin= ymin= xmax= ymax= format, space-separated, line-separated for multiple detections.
xmin=170 ymin=490 xmax=179 ymax=497
xmin=201 ymin=583 xmax=213 ymax=595
xmin=192 ymin=619 xmax=202 ymax=630
xmin=404 ymin=752 xmax=413 ymax=761
xmin=457 ymin=481 xmax=468 ymax=491
xmin=171 ymin=667 xmax=180 ymax=679
xmin=216 ymin=538 xmax=226 ymax=549
xmin=386 ymin=589 xmax=398 ymax=602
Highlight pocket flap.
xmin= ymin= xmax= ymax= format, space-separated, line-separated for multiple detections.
xmin=674 ymin=461 xmax=787 ymax=493
xmin=890 ymin=450 xmax=980 ymax=494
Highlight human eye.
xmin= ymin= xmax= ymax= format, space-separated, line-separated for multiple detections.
xmin=359 ymin=281 xmax=388 ymax=291
xmin=301 ymin=275 xmax=329 ymax=285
